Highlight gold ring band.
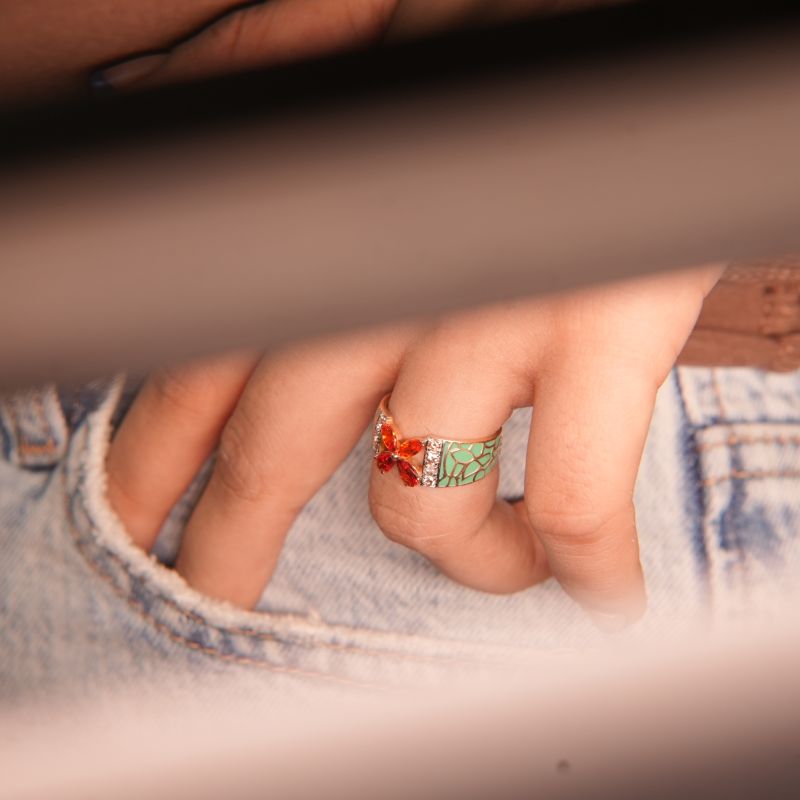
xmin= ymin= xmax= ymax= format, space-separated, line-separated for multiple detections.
xmin=372 ymin=394 xmax=502 ymax=488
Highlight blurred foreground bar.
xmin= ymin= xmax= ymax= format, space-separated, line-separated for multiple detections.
xmin=1 ymin=1 xmax=800 ymax=386
xmin=3 ymin=619 xmax=800 ymax=799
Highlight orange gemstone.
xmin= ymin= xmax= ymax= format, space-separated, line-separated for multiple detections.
xmin=397 ymin=460 xmax=420 ymax=487
xmin=397 ymin=438 xmax=423 ymax=458
xmin=376 ymin=452 xmax=395 ymax=473
xmin=380 ymin=424 xmax=397 ymax=453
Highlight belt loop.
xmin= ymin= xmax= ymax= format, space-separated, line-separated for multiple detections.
xmin=0 ymin=386 xmax=69 ymax=469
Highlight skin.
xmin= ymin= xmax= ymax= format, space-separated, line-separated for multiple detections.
xmin=106 ymin=265 xmax=724 ymax=628
xmin=0 ymin=0 xmax=620 ymax=99
xmin=0 ymin=0 xmax=247 ymax=100
xmin=2 ymin=0 xmax=721 ymax=627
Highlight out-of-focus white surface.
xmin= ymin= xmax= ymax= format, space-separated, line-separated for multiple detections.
xmin=3 ymin=616 xmax=800 ymax=800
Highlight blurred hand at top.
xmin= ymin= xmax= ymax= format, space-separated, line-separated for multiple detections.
xmin=0 ymin=0 xmax=620 ymax=101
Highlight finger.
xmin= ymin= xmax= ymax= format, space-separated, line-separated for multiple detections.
xmin=523 ymin=264 xmax=726 ymax=628
xmin=98 ymin=0 xmax=400 ymax=91
xmin=369 ymin=314 xmax=550 ymax=594
xmin=524 ymin=352 xmax=653 ymax=629
xmin=175 ymin=324 xmax=415 ymax=608
xmin=385 ymin=0 xmax=545 ymax=39
xmin=106 ymin=351 xmax=260 ymax=551
xmin=384 ymin=0 xmax=627 ymax=40
xmin=1 ymin=0 xmax=245 ymax=99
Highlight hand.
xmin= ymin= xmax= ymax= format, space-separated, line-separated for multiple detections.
xmin=0 ymin=0 xmax=246 ymax=100
xmin=0 ymin=1 xmax=624 ymax=99
xmin=106 ymin=264 xmax=723 ymax=627
xmin=90 ymin=0 xmax=609 ymax=91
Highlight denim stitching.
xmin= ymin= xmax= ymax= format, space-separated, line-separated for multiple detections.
xmin=696 ymin=435 xmax=800 ymax=453
xmin=709 ymin=368 xmax=728 ymax=423
xmin=0 ymin=411 xmax=10 ymax=462
xmin=66 ymin=495 xmax=385 ymax=688
xmin=701 ymin=470 xmax=800 ymax=488
xmin=674 ymin=370 xmax=711 ymax=594
xmin=707 ymin=369 xmax=752 ymax=603
xmin=693 ymin=418 xmax=800 ymax=430
xmin=5 ymin=402 xmax=22 ymax=461
xmin=64 ymin=470 xmax=389 ymax=686
xmin=6 ymin=390 xmax=60 ymax=464
xmin=33 ymin=391 xmax=57 ymax=449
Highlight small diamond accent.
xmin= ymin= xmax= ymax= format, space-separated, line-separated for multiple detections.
xmin=421 ymin=438 xmax=444 ymax=488
xmin=373 ymin=413 xmax=388 ymax=454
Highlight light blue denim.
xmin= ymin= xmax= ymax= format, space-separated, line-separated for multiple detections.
xmin=1 ymin=367 xmax=799 ymax=703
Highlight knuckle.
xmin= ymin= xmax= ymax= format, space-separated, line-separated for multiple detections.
xmin=215 ymin=416 xmax=269 ymax=504
xmin=368 ymin=485 xmax=484 ymax=556
xmin=418 ymin=310 xmax=529 ymax=383
xmin=342 ymin=0 xmax=397 ymax=42
xmin=423 ymin=316 xmax=489 ymax=360
xmin=368 ymin=491 xmax=447 ymax=552
xmin=528 ymin=504 xmax=640 ymax=597
xmin=148 ymin=367 xmax=213 ymax=419
xmin=369 ymin=496 xmax=422 ymax=546
xmin=205 ymin=8 xmax=261 ymax=61
xmin=526 ymin=504 xmax=633 ymax=559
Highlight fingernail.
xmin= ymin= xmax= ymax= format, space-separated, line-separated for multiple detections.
xmin=588 ymin=610 xmax=633 ymax=634
xmin=91 ymin=53 xmax=168 ymax=92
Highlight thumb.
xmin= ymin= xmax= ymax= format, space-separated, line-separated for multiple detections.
xmin=96 ymin=0 xmax=399 ymax=91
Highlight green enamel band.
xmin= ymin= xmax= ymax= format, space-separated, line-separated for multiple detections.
xmin=435 ymin=435 xmax=502 ymax=488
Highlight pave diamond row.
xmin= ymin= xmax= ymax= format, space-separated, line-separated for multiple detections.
xmin=421 ymin=438 xmax=444 ymax=488
xmin=373 ymin=412 xmax=388 ymax=455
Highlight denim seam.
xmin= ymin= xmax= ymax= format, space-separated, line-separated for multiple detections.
xmin=64 ymin=486 xmax=386 ymax=688
xmin=696 ymin=435 xmax=800 ymax=453
xmin=709 ymin=368 xmax=728 ymax=424
xmin=701 ymin=470 xmax=800 ymax=488
xmin=5 ymin=403 xmax=23 ymax=460
xmin=697 ymin=418 xmax=800 ymax=428
xmin=673 ymin=370 xmax=711 ymax=589
xmin=3 ymin=389 xmax=62 ymax=465
xmin=708 ymin=369 xmax=751 ymax=606
xmin=34 ymin=390 xmax=59 ymax=449
xmin=0 ymin=410 xmax=10 ymax=461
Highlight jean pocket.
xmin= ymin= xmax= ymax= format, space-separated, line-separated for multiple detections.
xmin=59 ymin=378 xmax=529 ymax=691
xmin=696 ymin=423 xmax=800 ymax=620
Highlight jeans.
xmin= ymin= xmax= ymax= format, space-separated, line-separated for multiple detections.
xmin=1 ymin=367 xmax=799 ymax=703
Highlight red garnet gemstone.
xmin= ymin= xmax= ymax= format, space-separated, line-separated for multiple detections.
xmin=380 ymin=423 xmax=397 ymax=453
xmin=376 ymin=452 xmax=395 ymax=473
xmin=397 ymin=460 xmax=421 ymax=487
xmin=397 ymin=439 xmax=423 ymax=458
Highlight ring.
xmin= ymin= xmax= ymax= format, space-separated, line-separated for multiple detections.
xmin=372 ymin=394 xmax=502 ymax=488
